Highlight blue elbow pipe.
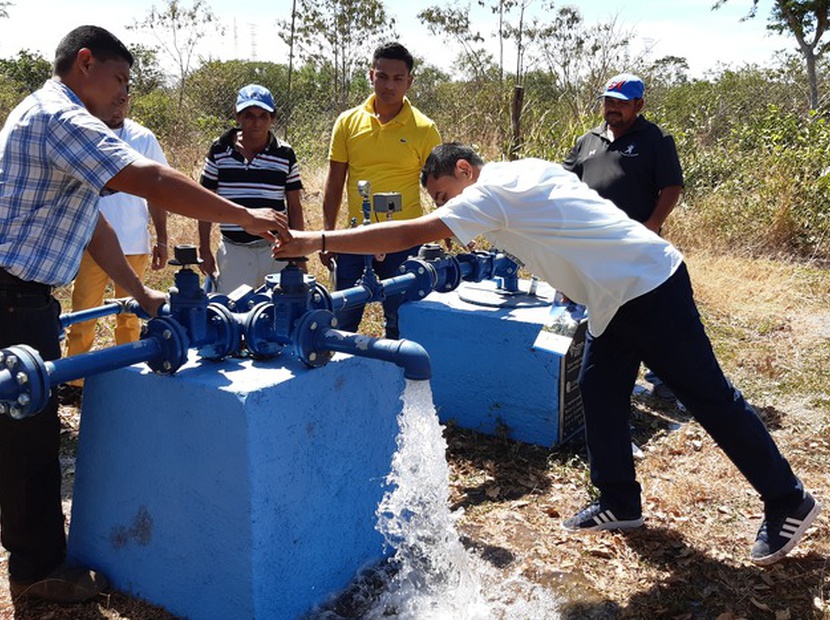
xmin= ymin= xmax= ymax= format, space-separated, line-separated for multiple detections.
xmin=318 ymin=329 xmax=431 ymax=381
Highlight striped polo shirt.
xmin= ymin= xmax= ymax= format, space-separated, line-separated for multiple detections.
xmin=199 ymin=128 xmax=303 ymax=243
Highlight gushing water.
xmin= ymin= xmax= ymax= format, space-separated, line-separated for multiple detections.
xmin=311 ymin=380 xmax=562 ymax=619
xmin=368 ymin=379 xmax=489 ymax=619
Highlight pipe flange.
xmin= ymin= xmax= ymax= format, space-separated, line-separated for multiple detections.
xmin=243 ymin=303 xmax=284 ymax=358
xmin=434 ymin=254 xmax=463 ymax=292
xmin=0 ymin=345 xmax=50 ymax=419
xmin=309 ymin=282 xmax=333 ymax=311
xmin=142 ymin=317 xmax=190 ymax=375
xmin=398 ymin=258 xmax=438 ymax=303
xmin=199 ymin=303 xmax=242 ymax=360
xmin=206 ymin=292 xmax=236 ymax=313
xmin=294 ymin=309 xmax=336 ymax=369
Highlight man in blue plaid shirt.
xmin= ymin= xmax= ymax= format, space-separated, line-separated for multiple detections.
xmin=0 ymin=26 xmax=288 ymax=603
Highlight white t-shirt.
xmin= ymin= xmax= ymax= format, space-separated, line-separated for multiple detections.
xmin=436 ymin=159 xmax=684 ymax=336
xmin=99 ymin=118 xmax=168 ymax=255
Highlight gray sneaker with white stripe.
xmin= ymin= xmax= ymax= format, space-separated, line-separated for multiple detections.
xmin=562 ymin=501 xmax=644 ymax=532
xmin=750 ymin=491 xmax=820 ymax=566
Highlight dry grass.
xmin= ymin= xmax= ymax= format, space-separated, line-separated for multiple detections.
xmin=0 ymin=178 xmax=828 ymax=619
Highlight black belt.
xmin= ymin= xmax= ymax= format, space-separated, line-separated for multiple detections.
xmin=0 ymin=267 xmax=51 ymax=295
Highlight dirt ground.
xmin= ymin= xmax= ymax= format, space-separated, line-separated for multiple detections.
xmin=0 ymin=252 xmax=827 ymax=619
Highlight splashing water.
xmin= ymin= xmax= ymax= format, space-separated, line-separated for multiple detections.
xmin=311 ymin=380 xmax=563 ymax=619
xmin=369 ymin=379 xmax=489 ymax=619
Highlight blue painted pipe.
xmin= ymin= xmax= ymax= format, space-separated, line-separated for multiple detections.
xmin=59 ymin=300 xmax=172 ymax=329
xmin=60 ymin=302 xmax=124 ymax=329
xmin=0 ymin=340 xmax=166 ymax=419
xmin=0 ymin=317 xmax=190 ymax=418
xmin=327 ymin=271 xmax=419 ymax=311
xmin=46 ymin=339 xmax=167 ymax=387
xmin=318 ymin=329 xmax=431 ymax=381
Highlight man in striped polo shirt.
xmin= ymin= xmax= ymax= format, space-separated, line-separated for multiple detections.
xmin=198 ymin=84 xmax=305 ymax=293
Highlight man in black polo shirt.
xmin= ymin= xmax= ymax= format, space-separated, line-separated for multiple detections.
xmin=564 ymin=73 xmax=683 ymax=399
xmin=198 ymin=84 xmax=305 ymax=293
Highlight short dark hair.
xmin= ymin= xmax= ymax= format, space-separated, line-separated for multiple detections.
xmin=421 ymin=143 xmax=485 ymax=187
xmin=372 ymin=41 xmax=414 ymax=73
xmin=54 ymin=25 xmax=133 ymax=76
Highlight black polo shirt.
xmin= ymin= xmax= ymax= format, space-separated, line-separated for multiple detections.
xmin=200 ymin=128 xmax=303 ymax=243
xmin=562 ymin=115 xmax=683 ymax=223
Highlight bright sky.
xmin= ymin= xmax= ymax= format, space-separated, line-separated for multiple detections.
xmin=0 ymin=0 xmax=793 ymax=79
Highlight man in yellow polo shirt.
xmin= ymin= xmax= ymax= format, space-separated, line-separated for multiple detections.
xmin=320 ymin=41 xmax=441 ymax=338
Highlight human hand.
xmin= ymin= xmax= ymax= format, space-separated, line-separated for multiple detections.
xmin=273 ymin=230 xmax=318 ymax=260
xmin=318 ymin=250 xmax=336 ymax=270
xmin=151 ymin=243 xmax=168 ymax=270
xmin=133 ymin=287 xmax=168 ymax=317
xmin=243 ymin=209 xmax=291 ymax=243
xmin=198 ymin=247 xmax=217 ymax=277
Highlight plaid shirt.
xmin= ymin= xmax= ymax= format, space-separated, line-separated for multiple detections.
xmin=0 ymin=80 xmax=140 ymax=285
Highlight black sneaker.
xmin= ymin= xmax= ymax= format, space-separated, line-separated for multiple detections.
xmin=562 ymin=501 xmax=644 ymax=532
xmin=750 ymin=491 xmax=820 ymax=566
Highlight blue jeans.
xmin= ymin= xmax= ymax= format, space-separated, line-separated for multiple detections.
xmin=333 ymin=246 xmax=420 ymax=339
xmin=578 ymin=263 xmax=801 ymax=515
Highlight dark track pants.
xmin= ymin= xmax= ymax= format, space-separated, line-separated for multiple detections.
xmin=578 ymin=262 xmax=802 ymax=516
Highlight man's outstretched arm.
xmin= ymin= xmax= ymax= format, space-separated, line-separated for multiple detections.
xmin=107 ymin=158 xmax=288 ymax=241
xmin=273 ymin=212 xmax=453 ymax=259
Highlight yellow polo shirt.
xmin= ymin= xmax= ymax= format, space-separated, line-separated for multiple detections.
xmin=329 ymin=94 xmax=442 ymax=222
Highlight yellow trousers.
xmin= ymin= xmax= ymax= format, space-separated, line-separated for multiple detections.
xmin=66 ymin=251 xmax=150 ymax=386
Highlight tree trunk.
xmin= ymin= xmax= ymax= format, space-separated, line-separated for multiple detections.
xmin=510 ymin=85 xmax=524 ymax=160
xmin=805 ymin=49 xmax=819 ymax=110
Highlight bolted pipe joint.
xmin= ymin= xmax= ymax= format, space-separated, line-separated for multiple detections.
xmin=0 ymin=345 xmax=50 ymax=419
xmin=395 ymin=258 xmax=438 ymax=303
xmin=198 ymin=303 xmax=241 ymax=361
xmin=141 ymin=317 xmax=190 ymax=376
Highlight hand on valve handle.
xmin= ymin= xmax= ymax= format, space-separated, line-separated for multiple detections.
xmin=273 ymin=230 xmax=317 ymax=260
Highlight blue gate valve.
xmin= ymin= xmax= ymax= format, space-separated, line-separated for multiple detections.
xmin=244 ymin=260 xmax=319 ymax=358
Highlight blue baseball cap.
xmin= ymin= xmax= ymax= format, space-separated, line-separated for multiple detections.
xmin=600 ymin=73 xmax=645 ymax=100
xmin=236 ymin=84 xmax=275 ymax=113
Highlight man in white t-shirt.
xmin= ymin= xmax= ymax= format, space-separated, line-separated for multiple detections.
xmin=272 ymin=142 xmax=819 ymax=567
xmin=62 ymin=95 xmax=168 ymax=401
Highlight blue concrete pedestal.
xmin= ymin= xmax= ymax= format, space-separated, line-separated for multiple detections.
xmin=398 ymin=280 xmax=585 ymax=447
xmin=67 ymin=352 xmax=404 ymax=619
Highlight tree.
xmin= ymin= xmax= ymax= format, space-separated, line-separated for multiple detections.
xmin=128 ymin=0 xmax=224 ymax=106
xmin=714 ymin=0 xmax=830 ymax=110
xmin=526 ymin=5 xmax=640 ymax=121
xmin=0 ymin=49 xmax=51 ymax=92
xmin=278 ymin=0 xmax=396 ymax=110
xmin=128 ymin=44 xmax=167 ymax=97
xmin=417 ymin=4 xmax=493 ymax=81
